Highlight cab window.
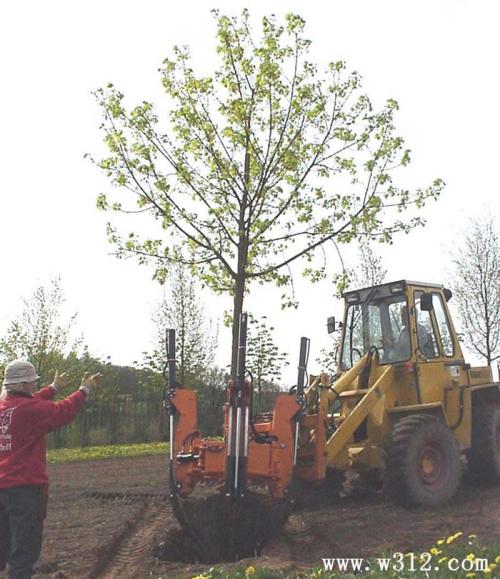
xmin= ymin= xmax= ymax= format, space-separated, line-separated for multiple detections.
xmin=432 ymin=293 xmax=454 ymax=357
xmin=341 ymin=303 xmax=364 ymax=369
xmin=414 ymin=291 xmax=439 ymax=358
xmin=340 ymin=295 xmax=410 ymax=369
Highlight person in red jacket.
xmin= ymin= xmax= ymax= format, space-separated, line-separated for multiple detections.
xmin=0 ymin=359 xmax=101 ymax=579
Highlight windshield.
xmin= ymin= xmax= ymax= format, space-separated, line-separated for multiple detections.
xmin=340 ymin=294 xmax=410 ymax=369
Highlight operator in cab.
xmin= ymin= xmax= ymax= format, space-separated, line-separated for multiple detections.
xmin=390 ymin=305 xmax=436 ymax=361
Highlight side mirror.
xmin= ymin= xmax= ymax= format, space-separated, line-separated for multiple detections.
xmin=420 ymin=292 xmax=433 ymax=312
xmin=443 ymin=288 xmax=452 ymax=302
xmin=327 ymin=316 xmax=336 ymax=334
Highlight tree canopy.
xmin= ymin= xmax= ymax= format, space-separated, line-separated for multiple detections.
xmin=93 ymin=10 xmax=443 ymax=372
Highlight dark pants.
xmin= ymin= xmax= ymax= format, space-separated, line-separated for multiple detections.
xmin=0 ymin=486 xmax=47 ymax=579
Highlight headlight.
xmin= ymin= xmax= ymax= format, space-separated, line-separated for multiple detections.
xmin=390 ymin=281 xmax=406 ymax=294
xmin=345 ymin=291 xmax=360 ymax=304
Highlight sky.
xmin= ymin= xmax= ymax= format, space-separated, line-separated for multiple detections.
xmin=0 ymin=0 xmax=499 ymax=383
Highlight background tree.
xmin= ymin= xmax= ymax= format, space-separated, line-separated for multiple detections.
xmin=246 ymin=315 xmax=288 ymax=399
xmin=0 ymin=278 xmax=171 ymax=447
xmin=144 ymin=264 xmax=216 ymax=387
xmin=195 ymin=366 xmax=228 ymax=435
xmin=452 ymin=217 xmax=500 ymax=367
xmin=316 ymin=345 xmax=339 ymax=378
xmin=317 ymin=238 xmax=387 ymax=375
xmin=93 ymin=10 xmax=443 ymax=374
xmin=0 ymin=277 xmax=81 ymax=385
xmin=352 ymin=238 xmax=387 ymax=288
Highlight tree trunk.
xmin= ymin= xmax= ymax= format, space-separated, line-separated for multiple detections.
xmin=232 ymin=146 xmax=250 ymax=376
xmin=180 ymin=286 xmax=186 ymax=386
xmin=231 ymin=275 xmax=246 ymax=377
xmin=231 ymin=138 xmax=251 ymax=379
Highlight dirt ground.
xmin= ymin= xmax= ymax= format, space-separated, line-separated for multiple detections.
xmin=23 ymin=455 xmax=500 ymax=578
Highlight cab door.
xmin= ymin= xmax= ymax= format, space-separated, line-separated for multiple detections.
xmin=412 ymin=289 xmax=470 ymax=446
xmin=412 ymin=288 xmax=447 ymax=403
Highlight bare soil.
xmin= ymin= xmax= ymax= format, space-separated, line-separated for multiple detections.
xmin=26 ymin=455 xmax=500 ymax=578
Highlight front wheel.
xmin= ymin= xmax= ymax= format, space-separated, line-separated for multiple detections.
xmin=383 ymin=414 xmax=461 ymax=508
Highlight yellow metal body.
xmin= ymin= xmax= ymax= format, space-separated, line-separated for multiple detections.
xmin=296 ymin=280 xmax=498 ymax=479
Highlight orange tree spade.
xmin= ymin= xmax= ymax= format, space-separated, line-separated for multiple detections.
xmin=92 ymin=11 xmax=443 ymax=375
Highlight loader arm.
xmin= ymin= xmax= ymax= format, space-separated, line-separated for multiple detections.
xmin=296 ymin=354 xmax=371 ymax=481
xmin=325 ymin=365 xmax=394 ymax=464
xmin=304 ymin=354 xmax=369 ymax=408
xmin=323 ymin=354 xmax=370 ymax=404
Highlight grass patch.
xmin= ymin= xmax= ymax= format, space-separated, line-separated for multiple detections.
xmin=161 ymin=534 xmax=499 ymax=578
xmin=47 ymin=441 xmax=169 ymax=464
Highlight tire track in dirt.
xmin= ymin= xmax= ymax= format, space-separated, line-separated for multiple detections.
xmin=99 ymin=506 xmax=166 ymax=579
xmin=88 ymin=493 xmax=169 ymax=579
xmin=287 ymin=516 xmax=337 ymax=566
xmin=82 ymin=491 xmax=168 ymax=503
xmin=262 ymin=511 xmax=337 ymax=569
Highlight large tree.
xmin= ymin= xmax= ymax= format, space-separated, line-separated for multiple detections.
xmin=93 ymin=10 xmax=443 ymax=373
xmin=452 ymin=217 xmax=500 ymax=367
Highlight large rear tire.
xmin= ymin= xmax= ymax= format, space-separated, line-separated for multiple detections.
xmin=383 ymin=414 xmax=461 ymax=508
xmin=468 ymin=404 xmax=500 ymax=485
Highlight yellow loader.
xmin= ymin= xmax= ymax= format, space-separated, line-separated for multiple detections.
xmin=299 ymin=279 xmax=500 ymax=507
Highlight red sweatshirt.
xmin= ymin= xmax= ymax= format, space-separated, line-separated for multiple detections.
xmin=0 ymin=385 xmax=87 ymax=490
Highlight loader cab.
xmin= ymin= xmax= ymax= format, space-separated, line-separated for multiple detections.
xmin=338 ymin=280 xmax=463 ymax=371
